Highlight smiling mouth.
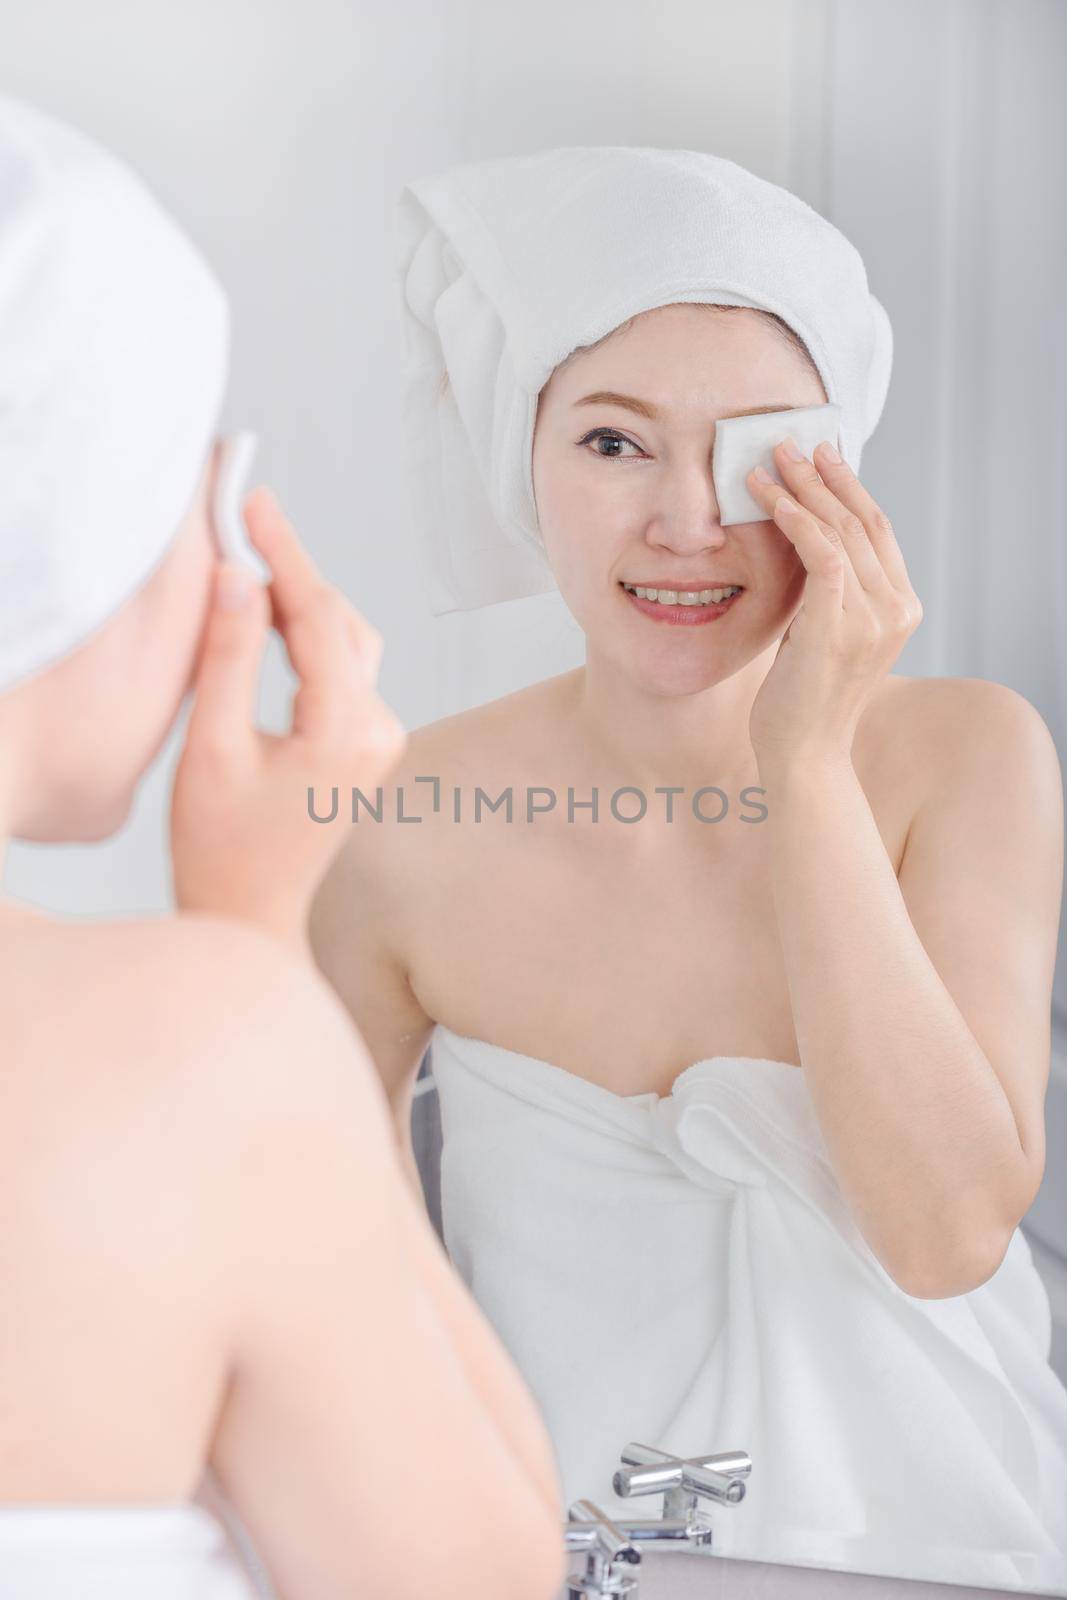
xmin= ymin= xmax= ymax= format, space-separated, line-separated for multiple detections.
xmin=619 ymin=580 xmax=744 ymax=605
xmin=618 ymin=580 xmax=746 ymax=626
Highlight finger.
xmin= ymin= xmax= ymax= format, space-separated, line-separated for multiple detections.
xmin=766 ymin=492 xmax=849 ymax=624
xmin=748 ymin=464 xmax=871 ymax=609
xmin=765 ymin=442 xmax=891 ymax=595
xmin=241 ymin=487 xmax=384 ymax=735
xmin=243 ymin=486 xmax=326 ymax=624
xmin=811 ymin=442 xmax=912 ymax=591
xmin=344 ymin=610 xmax=383 ymax=682
xmin=293 ymin=690 xmax=408 ymax=794
xmin=289 ymin=592 xmax=382 ymax=741
xmin=748 ymin=466 xmax=856 ymax=612
xmin=184 ymin=561 xmax=270 ymax=762
xmin=245 ymin=486 xmax=384 ymax=688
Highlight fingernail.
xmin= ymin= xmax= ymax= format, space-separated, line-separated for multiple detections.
xmin=820 ymin=441 xmax=842 ymax=464
xmin=781 ymin=436 xmax=805 ymax=462
xmin=217 ymin=564 xmax=253 ymax=610
xmin=752 ymin=465 xmax=774 ymax=483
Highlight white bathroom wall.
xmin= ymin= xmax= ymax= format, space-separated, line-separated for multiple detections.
xmin=824 ymin=0 xmax=1067 ymax=1365
xmin=2 ymin=0 xmax=1065 ymax=1349
xmin=0 ymin=0 xmax=827 ymax=912
xmin=828 ymin=0 xmax=1067 ymax=1007
xmin=1 ymin=0 xmax=442 ymax=911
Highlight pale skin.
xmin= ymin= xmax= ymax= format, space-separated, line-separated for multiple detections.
xmin=0 ymin=454 xmax=565 ymax=1600
xmin=310 ymin=302 xmax=1064 ymax=1300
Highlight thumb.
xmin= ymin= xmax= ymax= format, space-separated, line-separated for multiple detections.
xmin=185 ymin=562 xmax=270 ymax=760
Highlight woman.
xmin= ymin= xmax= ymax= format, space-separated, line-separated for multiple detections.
xmin=309 ymin=147 xmax=1067 ymax=1592
xmin=0 ymin=97 xmax=565 ymax=1599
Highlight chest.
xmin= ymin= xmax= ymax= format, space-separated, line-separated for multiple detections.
xmin=402 ymin=766 xmax=907 ymax=1095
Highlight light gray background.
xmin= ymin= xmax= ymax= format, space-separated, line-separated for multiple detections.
xmin=2 ymin=0 xmax=1065 ymax=1376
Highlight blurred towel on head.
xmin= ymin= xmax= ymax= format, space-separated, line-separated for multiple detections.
xmin=0 ymin=94 xmax=229 ymax=693
xmin=394 ymin=144 xmax=893 ymax=615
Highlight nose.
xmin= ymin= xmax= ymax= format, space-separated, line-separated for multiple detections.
xmin=642 ymin=455 xmax=729 ymax=556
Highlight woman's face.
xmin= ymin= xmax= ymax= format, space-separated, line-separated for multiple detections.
xmin=531 ymin=303 xmax=828 ymax=695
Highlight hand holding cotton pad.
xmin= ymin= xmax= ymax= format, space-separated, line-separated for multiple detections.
xmin=712 ymin=402 xmax=843 ymax=526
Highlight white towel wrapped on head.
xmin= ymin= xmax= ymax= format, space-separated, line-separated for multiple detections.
xmin=0 ymin=94 xmax=229 ymax=693
xmin=395 ymin=144 xmax=893 ymax=615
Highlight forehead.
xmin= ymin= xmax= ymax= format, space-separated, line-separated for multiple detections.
xmin=544 ymin=304 xmax=824 ymax=413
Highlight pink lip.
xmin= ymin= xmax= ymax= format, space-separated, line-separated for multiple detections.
xmin=621 ymin=585 xmax=744 ymax=626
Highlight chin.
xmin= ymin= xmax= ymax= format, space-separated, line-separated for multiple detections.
xmin=16 ymin=776 xmax=137 ymax=844
xmin=92 ymin=791 xmax=136 ymax=840
xmin=62 ymin=788 xmax=135 ymax=844
xmin=612 ymin=650 xmax=726 ymax=699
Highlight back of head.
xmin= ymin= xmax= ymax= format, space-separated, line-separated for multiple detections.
xmin=0 ymin=94 xmax=230 ymax=693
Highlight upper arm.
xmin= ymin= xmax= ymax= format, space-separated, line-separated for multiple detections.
xmin=308 ymin=822 xmax=434 ymax=1110
xmin=203 ymin=949 xmax=560 ymax=1600
xmin=896 ymin=679 xmax=1064 ymax=1216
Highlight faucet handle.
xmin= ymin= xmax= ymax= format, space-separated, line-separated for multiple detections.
xmin=564 ymin=1500 xmax=641 ymax=1598
xmin=613 ymin=1442 xmax=751 ymax=1516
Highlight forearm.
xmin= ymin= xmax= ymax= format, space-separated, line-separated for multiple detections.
xmin=759 ymin=753 xmax=1028 ymax=1292
xmin=390 ymin=1150 xmax=564 ymax=1523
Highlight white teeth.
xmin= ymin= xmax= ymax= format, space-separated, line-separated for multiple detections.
xmin=623 ymin=583 xmax=742 ymax=606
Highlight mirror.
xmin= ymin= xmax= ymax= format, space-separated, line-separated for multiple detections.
xmin=4 ymin=1 xmax=1065 ymax=1595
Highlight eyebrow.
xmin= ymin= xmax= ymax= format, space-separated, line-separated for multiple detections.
xmin=572 ymin=391 xmax=800 ymax=421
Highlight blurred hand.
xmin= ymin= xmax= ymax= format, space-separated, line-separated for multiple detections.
xmin=170 ymin=487 xmax=406 ymax=950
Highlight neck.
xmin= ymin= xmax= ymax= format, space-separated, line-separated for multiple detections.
xmin=570 ymin=642 xmax=780 ymax=799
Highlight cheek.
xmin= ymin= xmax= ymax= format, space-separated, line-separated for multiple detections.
xmin=42 ymin=671 xmax=142 ymax=833
xmin=751 ymin=524 xmax=805 ymax=585
xmin=534 ymin=440 xmax=620 ymax=529
xmin=144 ymin=548 xmax=216 ymax=687
xmin=539 ymin=479 xmax=634 ymax=587
xmin=94 ymin=571 xmax=213 ymax=788
xmin=533 ymin=448 xmax=582 ymax=531
xmin=541 ymin=521 xmax=619 ymax=610
xmin=178 ymin=563 xmax=216 ymax=669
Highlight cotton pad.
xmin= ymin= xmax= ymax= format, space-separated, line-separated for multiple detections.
xmin=712 ymin=403 xmax=843 ymax=526
xmin=212 ymin=432 xmax=271 ymax=583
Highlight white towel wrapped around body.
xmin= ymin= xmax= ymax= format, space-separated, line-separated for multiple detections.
xmin=0 ymin=1504 xmax=267 ymax=1600
xmin=431 ymin=1023 xmax=1067 ymax=1595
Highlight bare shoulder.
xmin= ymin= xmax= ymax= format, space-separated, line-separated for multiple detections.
xmin=66 ymin=910 xmax=355 ymax=1024
xmin=875 ymin=672 xmax=1063 ymax=827
xmin=0 ymin=909 xmax=399 ymax=1325
xmin=307 ymin=674 xmax=572 ymax=1081
xmin=401 ymin=671 xmax=571 ymax=781
xmin=3 ymin=909 xmax=383 ymax=1119
xmin=319 ymin=670 xmax=570 ymax=880
xmin=886 ymin=673 xmax=1060 ymax=773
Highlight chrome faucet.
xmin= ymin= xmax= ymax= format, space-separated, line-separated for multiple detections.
xmin=563 ymin=1441 xmax=751 ymax=1598
xmin=564 ymin=1501 xmax=643 ymax=1598
xmin=613 ymin=1441 xmax=752 ymax=1523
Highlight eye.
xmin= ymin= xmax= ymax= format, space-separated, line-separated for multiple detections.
xmin=577 ymin=427 xmax=646 ymax=461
